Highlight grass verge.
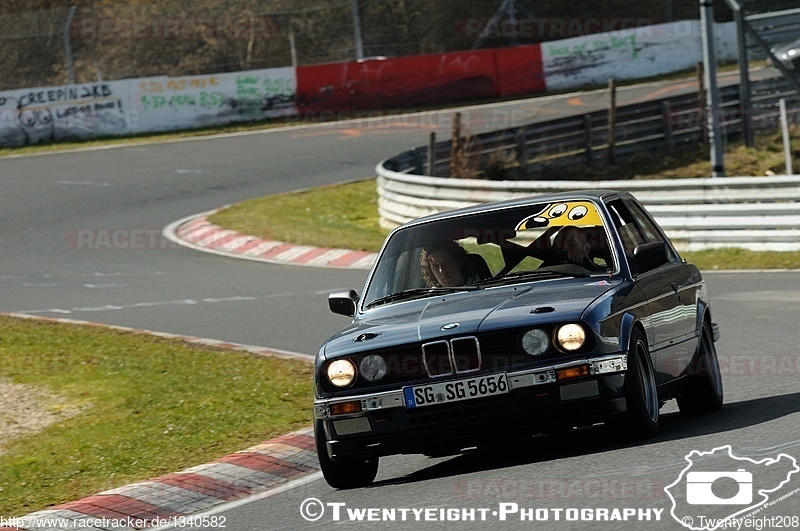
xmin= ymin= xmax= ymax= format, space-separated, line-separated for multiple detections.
xmin=208 ymin=178 xmax=800 ymax=271
xmin=0 ymin=315 xmax=313 ymax=517
xmin=209 ymin=180 xmax=387 ymax=251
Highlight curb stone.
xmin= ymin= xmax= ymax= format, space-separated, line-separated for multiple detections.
xmin=166 ymin=209 xmax=378 ymax=270
xmin=0 ymin=314 xmax=319 ymax=531
xmin=6 ymin=428 xmax=317 ymax=531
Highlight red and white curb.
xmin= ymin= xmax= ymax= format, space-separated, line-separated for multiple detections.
xmin=7 ymin=429 xmax=317 ymax=531
xmin=163 ymin=209 xmax=378 ymax=270
xmin=1 ymin=314 xmax=319 ymax=531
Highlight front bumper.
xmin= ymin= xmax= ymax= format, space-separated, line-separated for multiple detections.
xmin=315 ymin=354 xmax=627 ymax=460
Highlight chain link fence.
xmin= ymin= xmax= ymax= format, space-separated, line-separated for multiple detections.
xmin=1 ymin=0 xmax=709 ymax=92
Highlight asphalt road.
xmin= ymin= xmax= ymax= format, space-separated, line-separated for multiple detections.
xmin=2 ymin=70 xmax=799 ymax=530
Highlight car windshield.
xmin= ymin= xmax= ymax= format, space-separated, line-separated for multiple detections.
xmin=363 ymin=200 xmax=616 ymax=309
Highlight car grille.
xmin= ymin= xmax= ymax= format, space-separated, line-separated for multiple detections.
xmin=451 ymin=337 xmax=481 ymax=373
xmin=422 ymin=341 xmax=452 ymax=377
xmin=422 ymin=336 xmax=481 ymax=377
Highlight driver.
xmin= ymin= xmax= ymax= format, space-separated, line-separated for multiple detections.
xmin=420 ymin=241 xmax=481 ymax=287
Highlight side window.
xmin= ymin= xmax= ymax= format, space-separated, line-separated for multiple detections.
xmin=606 ymin=200 xmax=641 ymax=255
xmin=623 ymin=199 xmax=680 ymax=264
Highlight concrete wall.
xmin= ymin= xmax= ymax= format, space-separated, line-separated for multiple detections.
xmin=542 ymin=21 xmax=737 ymax=90
xmin=0 ymin=20 xmax=737 ymax=147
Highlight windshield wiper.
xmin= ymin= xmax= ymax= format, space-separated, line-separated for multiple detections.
xmin=366 ymin=286 xmax=481 ymax=308
xmin=474 ymin=269 xmax=592 ymax=287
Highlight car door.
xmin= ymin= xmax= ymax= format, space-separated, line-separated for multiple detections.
xmin=607 ymin=199 xmax=692 ymax=384
xmin=623 ymin=198 xmax=699 ymax=370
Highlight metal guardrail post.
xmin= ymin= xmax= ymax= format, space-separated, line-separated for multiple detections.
xmin=780 ymin=99 xmax=794 ymax=175
xmin=700 ymin=0 xmax=725 ymax=177
xmin=732 ymin=4 xmax=754 ymax=147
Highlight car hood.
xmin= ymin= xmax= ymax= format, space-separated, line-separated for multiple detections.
xmin=323 ymin=278 xmax=620 ymax=358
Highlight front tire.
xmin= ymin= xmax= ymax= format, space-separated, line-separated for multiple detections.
xmin=677 ymin=321 xmax=723 ymax=415
xmin=611 ymin=328 xmax=660 ymax=438
xmin=315 ymin=421 xmax=378 ymax=489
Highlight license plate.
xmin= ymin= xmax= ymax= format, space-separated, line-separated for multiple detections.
xmin=403 ymin=373 xmax=509 ymax=409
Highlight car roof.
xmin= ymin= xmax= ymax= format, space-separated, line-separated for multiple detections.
xmin=403 ymin=189 xmax=630 ymax=227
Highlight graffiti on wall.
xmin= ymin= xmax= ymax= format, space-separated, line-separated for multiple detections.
xmin=129 ymin=67 xmax=297 ymax=132
xmin=0 ymin=67 xmax=298 ymax=146
xmin=0 ymin=82 xmax=127 ymax=146
xmin=542 ymin=21 xmax=737 ymax=90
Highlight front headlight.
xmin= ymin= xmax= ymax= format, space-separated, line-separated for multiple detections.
xmin=521 ymin=329 xmax=549 ymax=356
xmin=327 ymin=359 xmax=356 ymax=387
xmin=555 ymin=324 xmax=586 ymax=352
xmin=360 ymin=354 xmax=388 ymax=382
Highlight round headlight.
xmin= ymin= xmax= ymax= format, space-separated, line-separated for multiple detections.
xmin=327 ymin=359 xmax=356 ymax=388
xmin=521 ymin=329 xmax=549 ymax=356
xmin=360 ymin=354 xmax=388 ymax=382
xmin=556 ymin=324 xmax=586 ymax=352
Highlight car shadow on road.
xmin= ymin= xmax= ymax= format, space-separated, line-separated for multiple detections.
xmin=372 ymin=391 xmax=800 ymax=487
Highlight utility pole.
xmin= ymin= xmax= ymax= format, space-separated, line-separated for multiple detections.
xmin=64 ymin=5 xmax=77 ymax=84
xmin=700 ymin=0 xmax=725 ymax=177
xmin=472 ymin=0 xmax=535 ymax=49
xmin=352 ymin=0 xmax=364 ymax=60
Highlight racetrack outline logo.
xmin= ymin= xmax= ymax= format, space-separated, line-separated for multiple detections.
xmin=665 ymin=445 xmax=799 ymax=530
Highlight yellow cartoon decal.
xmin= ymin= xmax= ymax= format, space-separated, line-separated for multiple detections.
xmin=515 ymin=201 xmax=604 ymax=230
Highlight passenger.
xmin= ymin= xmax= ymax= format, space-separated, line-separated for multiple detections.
xmin=420 ymin=241 xmax=483 ymax=287
xmin=540 ymin=226 xmax=603 ymax=271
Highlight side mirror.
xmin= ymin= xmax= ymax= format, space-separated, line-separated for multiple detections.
xmin=328 ymin=290 xmax=359 ymax=317
xmin=633 ymin=242 xmax=669 ymax=274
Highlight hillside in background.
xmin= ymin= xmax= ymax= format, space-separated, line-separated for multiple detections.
xmin=0 ymin=0 xmax=730 ymax=90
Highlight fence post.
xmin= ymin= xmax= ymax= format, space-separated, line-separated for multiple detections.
xmin=450 ymin=112 xmax=462 ymax=178
xmin=608 ymin=79 xmax=617 ymax=165
xmin=661 ymin=101 xmax=673 ymax=154
xmin=584 ymin=115 xmax=593 ymax=166
xmin=516 ymin=128 xmax=528 ymax=178
xmin=412 ymin=148 xmax=424 ymax=175
xmin=427 ymin=132 xmax=436 ymax=176
xmin=697 ymin=62 xmax=707 ymax=146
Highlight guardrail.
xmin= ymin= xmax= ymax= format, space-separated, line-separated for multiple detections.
xmin=377 ymin=75 xmax=800 ymax=251
xmin=386 ymin=77 xmax=799 ymax=180
xmin=376 ymin=170 xmax=800 ymax=251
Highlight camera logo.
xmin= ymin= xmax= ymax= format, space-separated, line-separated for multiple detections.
xmin=665 ymin=445 xmax=799 ymax=530
xmin=686 ymin=469 xmax=752 ymax=505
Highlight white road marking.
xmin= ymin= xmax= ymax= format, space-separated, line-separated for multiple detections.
xmin=57 ymin=180 xmax=110 ymax=186
xmin=19 ymin=296 xmax=258 ymax=315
